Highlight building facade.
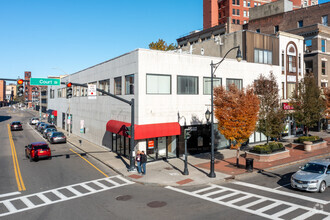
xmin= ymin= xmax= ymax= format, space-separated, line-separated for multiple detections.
xmin=245 ymin=1 xmax=330 ymax=88
xmin=0 ymin=80 xmax=6 ymax=107
xmin=48 ymin=46 xmax=303 ymax=161
xmin=5 ymin=84 xmax=16 ymax=103
xmin=203 ymin=0 xmax=318 ymax=30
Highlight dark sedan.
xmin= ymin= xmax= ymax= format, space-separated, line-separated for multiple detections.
xmin=43 ymin=128 xmax=57 ymax=138
xmin=10 ymin=121 xmax=23 ymax=131
xmin=48 ymin=132 xmax=66 ymax=144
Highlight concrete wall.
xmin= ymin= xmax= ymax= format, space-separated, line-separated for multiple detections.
xmin=249 ymin=0 xmax=293 ymax=21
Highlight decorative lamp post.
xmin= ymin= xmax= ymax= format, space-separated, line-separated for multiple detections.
xmin=208 ymin=46 xmax=242 ymax=178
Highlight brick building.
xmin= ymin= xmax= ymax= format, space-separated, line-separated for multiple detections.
xmin=0 ymin=80 xmax=6 ymax=107
xmin=203 ymin=0 xmax=318 ymax=30
xmin=244 ymin=1 xmax=330 ymax=87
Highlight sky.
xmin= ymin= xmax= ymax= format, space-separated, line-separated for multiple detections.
xmin=0 ymin=0 xmax=202 ymax=79
xmin=0 ymin=0 xmax=329 ymax=80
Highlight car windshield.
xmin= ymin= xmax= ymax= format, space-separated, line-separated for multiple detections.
xmin=12 ymin=122 xmax=21 ymax=125
xmin=53 ymin=133 xmax=64 ymax=137
xmin=34 ymin=145 xmax=49 ymax=150
xmin=301 ymin=163 xmax=326 ymax=174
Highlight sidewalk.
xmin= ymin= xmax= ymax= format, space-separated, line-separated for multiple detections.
xmin=56 ymin=125 xmax=330 ymax=186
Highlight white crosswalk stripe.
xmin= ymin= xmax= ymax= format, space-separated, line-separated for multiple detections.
xmin=0 ymin=175 xmax=133 ymax=217
xmin=166 ymin=183 xmax=330 ymax=220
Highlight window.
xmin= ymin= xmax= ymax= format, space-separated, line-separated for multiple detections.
xmin=232 ymin=0 xmax=235 ymax=4
xmin=247 ymin=11 xmax=249 ymax=16
xmin=322 ymin=39 xmax=326 ymax=52
xmin=299 ymin=54 xmax=301 ymax=75
xmin=256 ymin=29 xmax=260 ymax=33
xmin=321 ymin=82 xmax=328 ymax=88
xmin=98 ymin=79 xmax=110 ymax=95
xmin=244 ymin=20 xmax=247 ymax=24
xmin=57 ymin=89 xmax=62 ymax=98
xmin=237 ymin=0 xmax=240 ymax=5
xmin=50 ymin=89 xmax=54 ymax=99
xmin=282 ymin=82 xmax=285 ymax=99
xmin=114 ymin=77 xmax=122 ymax=95
xmin=232 ymin=19 xmax=236 ymax=24
xmin=146 ymin=74 xmax=171 ymax=94
xmin=287 ymin=83 xmax=296 ymax=98
xmin=219 ymin=12 xmax=221 ymax=18
xmin=237 ymin=9 xmax=240 ymax=15
xmin=322 ymin=15 xmax=328 ymax=26
xmin=247 ymin=1 xmax=250 ymax=7
xmin=258 ymin=3 xmax=261 ymax=6
xmin=226 ymin=79 xmax=242 ymax=90
xmin=322 ymin=61 xmax=326 ymax=75
xmin=282 ymin=52 xmax=285 ymax=73
xmin=298 ymin=20 xmax=303 ymax=28
xmin=305 ymin=60 xmax=313 ymax=73
xmin=233 ymin=9 xmax=235 ymax=15
xmin=177 ymin=76 xmax=198 ymax=94
xmin=125 ymin=74 xmax=134 ymax=95
xmin=305 ymin=39 xmax=312 ymax=52
xmin=274 ymin=25 xmax=279 ymax=33
xmin=254 ymin=49 xmax=272 ymax=64
xmin=243 ymin=0 xmax=246 ymax=7
xmin=237 ymin=20 xmax=240 ymax=24
xmin=244 ymin=10 xmax=247 ymax=17
xmin=288 ymin=56 xmax=297 ymax=72
xmin=203 ymin=77 xmax=222 ymax=95
xmin=254 ymin=2 xmax=257 ymax=7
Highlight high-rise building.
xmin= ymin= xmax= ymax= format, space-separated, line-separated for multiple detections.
xmin=203 ymin=0 xmax=318 ymax=30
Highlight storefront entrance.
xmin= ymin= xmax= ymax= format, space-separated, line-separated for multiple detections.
xmin=146 ymin=136 xmax=177 ymax=161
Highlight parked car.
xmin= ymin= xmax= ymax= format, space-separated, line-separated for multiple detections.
xmin=10 ymin=121 xmax=23 ymax=131
xmin=291 ymin=159 xmax=330 ymax=193
xmin=29 ymin=117 xmax=39 ymax=125
xmin=35 ymin=121 xmax=44 ymax=129
xmin=25 ymin=142 xmax=51 ymax=161
xmin=48 ymin=132 xmax=66 ymax=144
xmin=43 ymin=124 xmax=56 ymax=133
xmin=43 ymin=128 xmax=57 ymax=138
xmin=38 ymin=123 xmax=48 ymax=133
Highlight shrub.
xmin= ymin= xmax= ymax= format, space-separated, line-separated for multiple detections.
xmin=250 ymin=142 xmax=284 ymax=154
xmin=297 ymin=136 xmax=320 ymax=143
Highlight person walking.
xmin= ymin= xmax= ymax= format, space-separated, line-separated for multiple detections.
xmin=140 ymin=151 xmax=147 ymax=175
xmin=135 ymin=150 xmax=141 ymax=174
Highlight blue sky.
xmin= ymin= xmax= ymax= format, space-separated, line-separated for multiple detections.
xmin=0 ymin=0 xmax=329 ymax=80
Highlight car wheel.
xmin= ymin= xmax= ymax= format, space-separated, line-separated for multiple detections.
xmin=319 ymin=181 xmax=326 ymax=193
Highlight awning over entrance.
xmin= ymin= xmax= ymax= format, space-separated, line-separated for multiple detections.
xmin=46 ymin=109 xmax=57 ymax=116
xmin=106 ymin=120 xmax=181 ymax=140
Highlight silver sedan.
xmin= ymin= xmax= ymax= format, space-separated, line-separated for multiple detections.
xmin=291 ymin=159 xmax=330 ymax=193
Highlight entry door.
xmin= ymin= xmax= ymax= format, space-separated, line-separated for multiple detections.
xmin=158 ymin=137 xmax=167 ymax=158
xmin=62 ymin=113 xmax=65 ymax=129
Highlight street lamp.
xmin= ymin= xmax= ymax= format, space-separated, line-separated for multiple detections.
xmin=208 ymin=45 xmax=242 ymax=178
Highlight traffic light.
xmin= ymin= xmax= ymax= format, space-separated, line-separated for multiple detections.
xmin=17 ymin=79 xmax=24 ymax=97
xmin=124 ymin=126 xmax=131 ymax=136
xmin=66 ymin=82 xmax=73 ymax=99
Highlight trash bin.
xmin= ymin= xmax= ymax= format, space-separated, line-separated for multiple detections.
xmin=246 ymin=158 xmax=254 ymax=172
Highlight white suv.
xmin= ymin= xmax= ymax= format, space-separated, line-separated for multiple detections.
xmin=30 ymin=117 xmax=39 ymax=125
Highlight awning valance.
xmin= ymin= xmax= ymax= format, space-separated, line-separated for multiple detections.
xmin=106 ymin=120 xmax=181 ymax=140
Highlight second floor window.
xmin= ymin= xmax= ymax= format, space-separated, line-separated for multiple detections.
xmin=322 ymin=39 xmax=326 ymax=52
xmin=274 ymin=25 xmax=279 ymax=33
xmin=226 ymin=79 xmax=242 ymax=90
xmin=125 ymin=74 xmax=134 ymax=95
xmin=114 ymin=77 xmax=122 ymax=95
xmin=288 ymin=55 xmax=297 ymax=73
xmin=233 ymin=9 xmax=235 ymax=15
xmin=177 ymin=76 xmax=198 ymax=95
xmin=322 ymin=61 xmax=326 ymax=75
xmin=298 ymin=20 xmax=303 ymax=28
xmin=146 ymin=74 xmax=171 ymax=94
xmin=305 ymin=39 xmax=312 ymax=52
xmin=254 ymin=49 xmax=272 ymax=64
xmin=203 ymin=77 xmax=222 ymax=95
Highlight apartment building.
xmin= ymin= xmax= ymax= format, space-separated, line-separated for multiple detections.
xmin=203 ymin=0 xmax=318 ymax=30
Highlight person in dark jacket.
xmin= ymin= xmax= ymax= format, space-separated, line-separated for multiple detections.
xmin=135 ymin=150 xmax=141 ymax=174
xmin=140 ymin=151 xmax=147 ymax=175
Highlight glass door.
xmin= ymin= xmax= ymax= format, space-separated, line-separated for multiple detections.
xmin=158 ymin=137 xmax=167 ymax=159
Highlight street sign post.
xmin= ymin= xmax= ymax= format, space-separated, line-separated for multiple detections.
xmin=30 ymin=78 xmax=61 ymax=86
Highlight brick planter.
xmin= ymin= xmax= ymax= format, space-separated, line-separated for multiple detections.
xmin=245 ymin=149 xmax=290 ymax=162
xmin=303 ymin=141 xmax=328 ymax=152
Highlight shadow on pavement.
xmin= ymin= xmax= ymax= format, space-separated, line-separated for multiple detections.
xmin=0 ymin=116 xmax=11 ymax=123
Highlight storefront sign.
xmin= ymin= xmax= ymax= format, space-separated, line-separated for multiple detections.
xmin=283 ymin=103 xmax=294 ymax=110
xmin=148 ymin=140 xmax=154 ymax=149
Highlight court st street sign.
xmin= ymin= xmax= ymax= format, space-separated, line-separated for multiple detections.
xmin=30 ymin=78 xmax=61 ymax=86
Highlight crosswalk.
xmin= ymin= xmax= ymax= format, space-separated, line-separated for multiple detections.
xmin=0 ymin=175 xmax=134 ymax=217
xmin=166 ymin=183 xmax=330 ymax=220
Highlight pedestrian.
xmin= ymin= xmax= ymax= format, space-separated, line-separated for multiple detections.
xmin=140 ymin=151 xmax=147 ymax=175
xmin=135 ymin=150 xmax=141 ymax=174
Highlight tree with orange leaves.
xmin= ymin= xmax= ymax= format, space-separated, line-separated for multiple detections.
xmin=214 ymin=84 xmax=260 ymax=167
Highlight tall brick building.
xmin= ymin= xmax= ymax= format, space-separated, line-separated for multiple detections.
xmin=0 ymin=80 xmax=6 ymax=107
xmin=245 ymin=1 xmax=330 ymax=88
xmin=203 ymin=0 xmax=318 ymax=30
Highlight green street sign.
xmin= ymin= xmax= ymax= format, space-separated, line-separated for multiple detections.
xmin=30 ymin=78 xmax=61 ymax=86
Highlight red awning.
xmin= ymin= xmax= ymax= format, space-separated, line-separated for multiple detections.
xmin=106 ymin=120 xmax=181 ymax=140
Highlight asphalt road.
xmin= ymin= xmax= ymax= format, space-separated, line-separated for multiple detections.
xmin=1 ymin=106 xmax=330 ymax=220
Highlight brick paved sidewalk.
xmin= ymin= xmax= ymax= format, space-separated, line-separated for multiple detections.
xmin=196 ymin=140 xmax=330 ymax=176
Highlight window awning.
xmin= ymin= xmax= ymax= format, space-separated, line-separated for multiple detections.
xmin=106 ymin=120 xmax=181 ymax=140
xmin=46 ymin=109 xmax=57 ymax=116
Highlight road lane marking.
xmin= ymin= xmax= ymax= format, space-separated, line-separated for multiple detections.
xmin=7 ymin=124 xmax=26 ymax=191
xmin=274 ymin=183 xmax=291 ymax=190
xmin=233 ymin=181 xmax=329 ymax=205
xmin=166 ymin=184 xmax=330 ymax=220
xmin=70 ymin=149 xmax=108 ymax=177
xmin=0 ymin=191 xmax=21 ymax=199
xmin=0 ymin=175 xmax=133 ymax=217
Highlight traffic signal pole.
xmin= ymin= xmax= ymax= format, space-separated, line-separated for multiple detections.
xmin=63 ymin=82 xmax=136 ymax=171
